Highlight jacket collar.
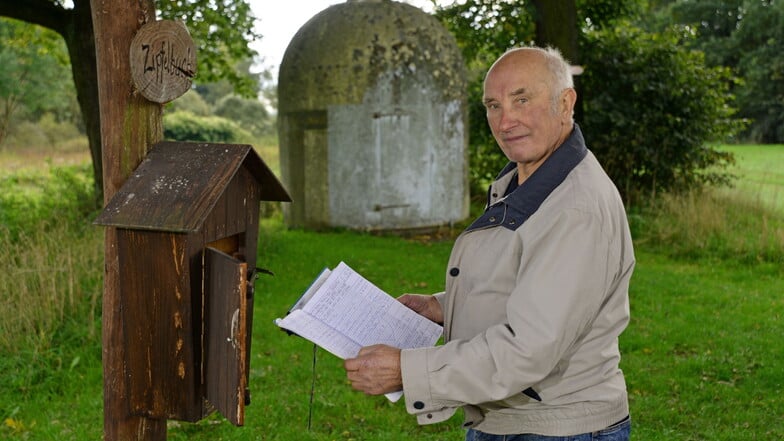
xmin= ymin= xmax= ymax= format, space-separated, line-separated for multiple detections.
xmin=466 ymin=124 xmax=588 ymax=232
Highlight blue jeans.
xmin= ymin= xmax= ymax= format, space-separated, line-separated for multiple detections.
xmin=465 ymin=416 xmax=630 ymax=441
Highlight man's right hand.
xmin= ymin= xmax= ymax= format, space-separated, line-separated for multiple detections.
xmin=397 ymin=294 xmax=444 ymax=325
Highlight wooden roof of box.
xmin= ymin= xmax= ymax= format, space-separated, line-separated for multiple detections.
xmin=94 ymin=141 xmax=290 ymax=233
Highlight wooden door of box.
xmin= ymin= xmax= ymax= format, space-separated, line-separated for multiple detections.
xmin=203 ymin=247 xmax=249 ymax=426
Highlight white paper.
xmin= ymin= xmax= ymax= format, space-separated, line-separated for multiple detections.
xmin=275 ymin=262 xmax=443 ymax=402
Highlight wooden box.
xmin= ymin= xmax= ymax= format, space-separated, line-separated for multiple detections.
xmin=94 ymin=141 xmax=289 ymax=425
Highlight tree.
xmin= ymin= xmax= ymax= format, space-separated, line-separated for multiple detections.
xmin=650 ymin=0 xmax=784 ymax=142
xmin=731 ymin=0 xmax=784 ymax=142
xmin=0 ymin=0 xmax=261 ymax=199
xmin=0 ymin=18 xmax=73 ymax=146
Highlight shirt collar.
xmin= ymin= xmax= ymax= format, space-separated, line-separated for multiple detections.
xmin=466 ymin=124 xmax=588 ymax=232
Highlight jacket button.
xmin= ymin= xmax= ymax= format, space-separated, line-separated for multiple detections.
xmin=414 ymin=401 xmax=425 ymax=409
xmin=449 ymin=267 xmax=459 ymax=277
xmin=489 ymin=216 xmax=496 ymax=222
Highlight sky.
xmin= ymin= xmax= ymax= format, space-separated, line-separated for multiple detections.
xmin=246 ymin=0 xmax=440 ymax=78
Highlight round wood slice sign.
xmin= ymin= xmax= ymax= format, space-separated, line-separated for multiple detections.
xmin=130 ymin=20 xmax=196 ymax=103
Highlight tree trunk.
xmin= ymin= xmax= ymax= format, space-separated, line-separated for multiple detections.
xmin=90 ymin=1 xmax=166 ymax=440
xmin=531 ymin=0 xmax=583 ymax=122
xmin=62 ymin=0 xmax=103 ymax=201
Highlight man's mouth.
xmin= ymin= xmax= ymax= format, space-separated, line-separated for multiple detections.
xmin=503 ymin=133 xmax=528 ymax=143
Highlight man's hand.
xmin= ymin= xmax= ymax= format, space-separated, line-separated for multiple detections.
xmin=344 ymin=344 xmax=402 ymax=395
xmin=398 ymin=294 xmax=444 ymax=324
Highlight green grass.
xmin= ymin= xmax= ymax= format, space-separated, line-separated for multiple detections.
xmin=1 ymin=144 xmax=783 ymax=440
xmin=720 ymin=144 xmax=784 ymax=215
xmin=623 ymin=253 xmax=784 ymax=439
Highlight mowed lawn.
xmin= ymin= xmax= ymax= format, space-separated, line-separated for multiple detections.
xmin=720 ymin=144 xmax=784 ymax=215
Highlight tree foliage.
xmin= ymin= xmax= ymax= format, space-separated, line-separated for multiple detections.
xmin=579 ymin=0 xmax=647 ymax=27
xmin=433 ymin=0 xmax=744 ymax=204
xmin=167 ymin=90 xmax=212 ymax=116
xmin=653 ymin=0 xmax=784 ymax=142
xmin=434 ymin=0 xmax=537 ymax=69
xmin=157 ymin=0 xmax=261 ymax=98
xmin=0 ymin=18 xmax=74 ymax=146
xmin=731 ymin=0 xmax=784 ymax=142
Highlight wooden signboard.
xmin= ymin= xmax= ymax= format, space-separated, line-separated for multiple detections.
xmin=130 ymin=20 xmax=196 ymax=103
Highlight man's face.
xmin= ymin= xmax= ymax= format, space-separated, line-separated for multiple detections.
xmin=482 ymin=51 xmax=573 ymax=175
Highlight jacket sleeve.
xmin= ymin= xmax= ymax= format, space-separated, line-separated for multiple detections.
xmin=400 ymin=206 xmax=620 ymax=419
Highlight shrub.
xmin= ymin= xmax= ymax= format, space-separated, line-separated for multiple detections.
xmin=2 ymin=120 xmax=48 ymax=151
xmin=0 ymin=162 xmax=97 ymax=240
xmin=167 ymin=89 xmax=212 ymax=116
xmin=163 ymin=110 xmax=254 ymax=143
xmin=214 ymin=94 xmax=273 ymax=137
xmin=36 ymin=113 xmax=82 ymax=149
xmin=580 ymin=23 xmax=746 ymax=204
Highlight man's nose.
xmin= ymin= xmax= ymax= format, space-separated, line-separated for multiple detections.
xmin=497 ymin=108 xmax=518 ymax=132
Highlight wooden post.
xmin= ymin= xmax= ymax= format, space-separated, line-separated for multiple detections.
xmin=90 ymin=1 xmax=167 ymax=439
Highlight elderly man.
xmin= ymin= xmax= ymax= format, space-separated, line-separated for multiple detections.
xmin=345 ymin=46 xmax=634 ymax=441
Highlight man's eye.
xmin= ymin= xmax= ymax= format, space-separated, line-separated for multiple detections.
xmin=517 ymin=97 xmax=528 ymax=104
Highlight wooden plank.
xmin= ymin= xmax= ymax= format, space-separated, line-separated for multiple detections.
xmin=203 ymin=247 xmax=248 ymax=426
xmin=90 ymin=1 xmax=167 ymax=439
xmin=94 ymin=142 xmax=247 ymax=232
xmin=117 ymin=230 xmax=200 ymax=421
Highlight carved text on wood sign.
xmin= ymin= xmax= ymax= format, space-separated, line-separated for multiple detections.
xmin=130 ymin=20 xmax=197 ymax=104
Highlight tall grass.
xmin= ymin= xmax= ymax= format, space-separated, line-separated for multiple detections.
xmin=631 ymin=144 xmax=784 ymax=264
xmin=0 ymin=162 xmax=103 ymax=404
xmin=0 ymin=221 xmax=102 ymax=353
xmin=631 ymin=188 xmax=784 ymax=263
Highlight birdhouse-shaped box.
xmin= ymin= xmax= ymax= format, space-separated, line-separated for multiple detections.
xmin=94 ymin=141 xmax=290 ymax=425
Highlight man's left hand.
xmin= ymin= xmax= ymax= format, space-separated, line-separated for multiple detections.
xmin=344 ymin=344 xmax=402 ymax=395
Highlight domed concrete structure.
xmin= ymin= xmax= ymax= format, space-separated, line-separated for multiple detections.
xmin=278 ymin=0 xmax=468 ymax=231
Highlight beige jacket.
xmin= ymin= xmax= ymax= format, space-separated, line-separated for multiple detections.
xmin=400 ymin=126 xmax=634 ymax=436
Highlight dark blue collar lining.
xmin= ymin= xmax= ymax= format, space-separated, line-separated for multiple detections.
xmin=466 ymin=124 xmax=588 ymax=232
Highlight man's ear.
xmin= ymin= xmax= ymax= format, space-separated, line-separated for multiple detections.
xmin=560 ymin=88 xmax=577 ymax=120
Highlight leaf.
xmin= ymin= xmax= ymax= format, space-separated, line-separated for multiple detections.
xmin=69 ymin=356 xmax=81 ymax=370
xmin=4 ymin=418 xmax=25 ymax=432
